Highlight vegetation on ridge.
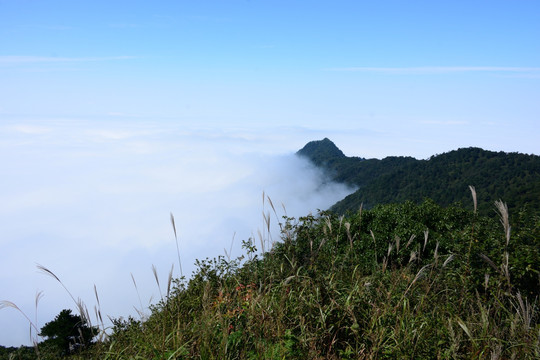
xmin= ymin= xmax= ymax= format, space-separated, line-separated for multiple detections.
xmin=2 ymin=139 xmax=539 ymax=359
xmin=4 ymin=194 xmax=537 ymax=359
xmin=88 ymin=199 xmax=540 ymax=358
xmin=297 ymin=138 xmax=540 ymax=215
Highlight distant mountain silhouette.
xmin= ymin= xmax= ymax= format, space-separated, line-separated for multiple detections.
xmin=297 ymin=139 xmax=540 ymax=215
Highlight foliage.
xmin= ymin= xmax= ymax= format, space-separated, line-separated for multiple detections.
xmin=72 ymin=199 xmax=538 ymax=359
xmin=0 ymin=345 xmax=36 ymax=360
xmin=38 ymin=309 xmax=97 ymax=358
xmin=3 ymin=139 xmax=539 ymax=359
xmin=298 ymin=139 xmax=540 ymax=216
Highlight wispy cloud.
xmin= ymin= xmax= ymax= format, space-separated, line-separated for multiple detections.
xmin=326 ymin=66 xmax=540 ymax=75
xmin=420 ymin=120 xmax=469 ymax=125
xmin=0 ymin=55 xmax=137 ymax=65
xmin=9 ymin=125 xmax=52 ymax=134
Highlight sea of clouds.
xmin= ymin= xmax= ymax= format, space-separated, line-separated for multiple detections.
xmin=0 ymin=118 xmax=354 ymax=347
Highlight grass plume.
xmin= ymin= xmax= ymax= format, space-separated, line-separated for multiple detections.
xmin=170 ymin=212 xmax=183 ymax=278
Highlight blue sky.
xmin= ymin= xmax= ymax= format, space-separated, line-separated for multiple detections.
xmin=1 ymin=0 xmax=539 ymax=157
xmin=1 ymin=0 xmax=539 ymax=347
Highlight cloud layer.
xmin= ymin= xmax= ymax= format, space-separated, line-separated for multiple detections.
xmin=0 ymin=119 xmax=353 ymax=346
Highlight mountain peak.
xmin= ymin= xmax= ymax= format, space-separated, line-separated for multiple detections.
xmin=297 ymin=138 xmax=346 ymax=166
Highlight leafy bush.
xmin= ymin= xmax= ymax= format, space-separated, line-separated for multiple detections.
xmin=4 ymin=198 xmax=537 ymax=359
xmin=74 ymin=199 xmax=539 ymax=359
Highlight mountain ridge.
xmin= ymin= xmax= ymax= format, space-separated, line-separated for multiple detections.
xmin=297 ymin=138 xmax=540 ymax=215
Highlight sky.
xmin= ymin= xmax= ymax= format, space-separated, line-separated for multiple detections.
xmin=1 ymin=0 xmax=539 ymax=347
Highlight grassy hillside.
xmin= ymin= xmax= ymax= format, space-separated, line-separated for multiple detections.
xmin=2 ymin=140 xmax=539 ymax=359
xmin=10 ymin=197 xmax=533 ymax=359
xmin=297 ymin=139 xmax=540 ymax=215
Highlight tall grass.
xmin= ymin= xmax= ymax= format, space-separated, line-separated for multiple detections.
xmin=2 ymin=192 xmax=539 ymax=359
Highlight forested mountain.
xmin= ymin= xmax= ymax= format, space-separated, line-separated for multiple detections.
xmin=297 ymin=138 xmax=540 ymax=215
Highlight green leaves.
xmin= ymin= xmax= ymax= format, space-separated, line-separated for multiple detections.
xmin=65 ymin=199 xmax=539 ymax=359
xmin=39 ymin=309 xmax=97 ymax=356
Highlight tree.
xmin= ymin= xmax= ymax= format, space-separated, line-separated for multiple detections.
xmin=39 ymin=309 xmax=97 ymax=356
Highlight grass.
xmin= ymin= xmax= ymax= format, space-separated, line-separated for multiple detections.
xmin=2 ymin=192 xmax=539 ymax=359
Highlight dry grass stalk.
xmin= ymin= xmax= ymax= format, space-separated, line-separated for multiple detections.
xmin=170 ymin=213 xmax=183 ymax=277
xmin=370 ymin=230 xmax=377 ymax=263
xmin=469 ymin=185 xmax=477 ymax=214
xmin=387 ymin=242 xmax=393 ymax=258
xmin=261 ymin=192 xmax=277 ymax=249
xmin=26 ymin=291 xmax=44 ymax=355
xmin=442 ymin=254 xmax=454 ymax=268
xmin=325 ymin=216 xmax=332 ymax=234
xmin=408 ymin=251 xmax=417 ymax=264
xmin=401 ymin=264 xmax=432 ymax=299
xmin=514 ymin=292 xmax=534 ymax=332
xmin=318 ymin=236 xmax=327 ymax=252
xmin=224 ymin=232 xmax=235 ymax=262
xmin=93 ymin=284 xmax=106 ymax=339
xmin=494 ymin=200 xmax=511 ymax=247
xmin=37 ymin=264 xmax=92 ymax=324
xmin=93 ymin=285 xmax=101 ymax=316
xmin=131 ymin=272 xmax=145 ymax=318
xmin=257 ymin=229 xmax=265 ymax=253
xmin=456 ymin=318 xmax=472 ymax=339
xmin=405 ymin=234 xmax=416 ymax=249
xmin=345 ymin=222 xmax=353 ymax=250
xmin=167 ymin=264 xmax=174 ymax=299
xmin=381 ymin=257 xmax=388 ymax=273
xmin=383 ymin=241 xmax=394 ymax=273
xmin=0 ymin=300 xmax=40 ymax=334
xmin=423 ymin=230 xmax=429 ymax=252
xmin=266 ymin=194 xmax=276 ymax=215
xmin=263 ymin=211 xmax=271 ymax=234
xmin=152 ymin=264 xmax=163 ymax=300
xmin=479 ymin=253 xmax=499 ymax=272
xmin=502 ymin=252 xmax=511 ymax=286
xmin=76 ymin=298 xmax=91 ymax=325
xmin=35 ymin=290 xmax=44 ymax=332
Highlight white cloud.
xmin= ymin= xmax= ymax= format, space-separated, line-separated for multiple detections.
xmin=0 ymin=56 xmax=137 ymax=64
xmin=0 ymin=119 xmax=353 ymax=347
xmin=419 ymin=120 xmax=469 ymax=125
xmin=9 ymin=124 xmax=52 ymax=134
xmin=85 ymin=129 xmax=149 ymax=141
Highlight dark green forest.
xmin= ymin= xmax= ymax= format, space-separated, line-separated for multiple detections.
xmin=297 ymin=138 xmax=540 ymax=215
